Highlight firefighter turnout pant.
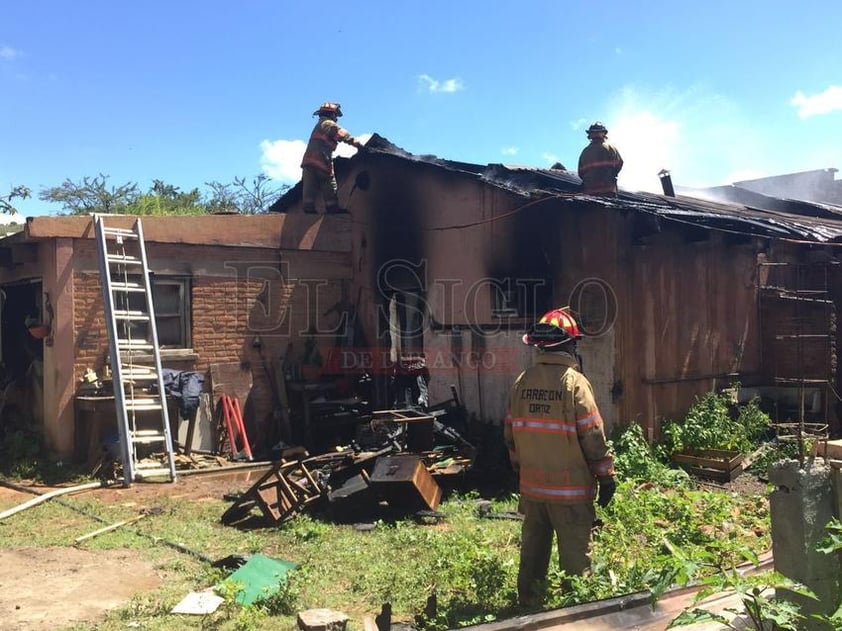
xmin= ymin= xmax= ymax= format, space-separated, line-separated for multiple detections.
xmin=518 ymin=497 xmax=595 ymax=605
xmin=301 ymin=166 xmax=339 ymax=213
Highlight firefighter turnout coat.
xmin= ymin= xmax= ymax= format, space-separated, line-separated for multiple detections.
xmin=301 ymin=117 xmax=355 ymax=175
xmin=505 ymin=352 xmax=614 ymax=504
xmin=577 ymin=140 xmax=624 ymax=195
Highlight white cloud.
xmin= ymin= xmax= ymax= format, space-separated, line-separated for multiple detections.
xmin=791 ymin=85 xmax=842 ymax=119
xmin=501 ymin=146 xmax=518 ymax=156
xmin=569 ymin=117 xmax=588 ymax=131
xmin=418 ymin=74 xmax=464 ymax=94
xmin=542 ymin=152 xmax=562 ymax=166
xmin=259 ymin=133 xmax=374 ymax=182
xmin=0 ymin=45 xmax=22 ymax=61
xmin=259 ymin=139 xmax=306 ymax=182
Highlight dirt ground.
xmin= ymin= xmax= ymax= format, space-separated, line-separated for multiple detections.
xmin=0 ymin=546 xmax=161 ymax=631
xmin=0 ymin=467 xmax=270 ymax=631
xmin=0 ymin=466 xmax=772 ymax=630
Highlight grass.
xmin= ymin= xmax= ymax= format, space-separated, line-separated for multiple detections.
xmin=1 ymin=394 xmax=778 ymax=629
xmin=0 ymin=474 xmax=771 ymax=631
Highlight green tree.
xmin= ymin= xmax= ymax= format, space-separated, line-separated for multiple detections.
xmin=39 ymin=174 xmax=138 ymax=214
xmin=124 ymin=180 xmax=207 ymax=215
xmin=205 ymin=174 xmax=287 ymax=214
xmin=1 ymin=185 xmax=31 ymax=214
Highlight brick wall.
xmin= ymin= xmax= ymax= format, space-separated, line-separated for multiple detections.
xmin=71 ymin=240 xmax=346 ymax=453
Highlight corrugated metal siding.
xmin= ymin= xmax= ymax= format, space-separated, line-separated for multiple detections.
xmin=557 ymin=207 xmax=762 ymax=434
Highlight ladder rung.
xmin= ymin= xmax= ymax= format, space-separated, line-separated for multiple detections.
xmin=117 ymin=340 xmax=154 ymax=350
xmin=134 ymin=467 xmax=175 ymax=480
xmin=111 ymin=282 xmax=146 ymax=293
xmin=107 ymin=254 xmax=143 ymax=265
xmin=113 ymin=310 xmax=150 ymax=321
xmin=125 ymin=398 xmax=164 ymax=411
xmin=102 ymin=227 xmax=139 ymax=239
xmin=131 ymin=430 xmax=167 ymax=444
xmin=120 ymin=367 xmax=159 ymax=380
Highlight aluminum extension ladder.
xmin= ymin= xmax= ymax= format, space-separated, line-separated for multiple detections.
xmin=94 ymin=215 xmax=177 ymax=485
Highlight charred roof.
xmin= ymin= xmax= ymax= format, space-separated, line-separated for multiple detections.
xmin=270 ymin=134 xmax=842 ymax=243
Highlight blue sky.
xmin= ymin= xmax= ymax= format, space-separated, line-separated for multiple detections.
xmin=2 ymin=0 xmax=841 ymax=216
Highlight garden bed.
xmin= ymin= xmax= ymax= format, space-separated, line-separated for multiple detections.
xmin=672 ymin=449 xmax=744 ymax=482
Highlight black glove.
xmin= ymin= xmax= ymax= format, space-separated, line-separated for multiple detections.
xmin=597 ymin=477 xmax=616 ymax=508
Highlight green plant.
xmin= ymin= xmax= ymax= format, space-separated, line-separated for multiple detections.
xmin=746 ymin=440 xmax=800 ymax=476
xmin=657 ymin=390 xmax=771 ymax=458
xmin=667 ymin=547 xmax=814 ymax=630
xmin=611 ymin=423 xmax=690 ymax=487
xmin=814 ymin=518 xmax=842 ymax=625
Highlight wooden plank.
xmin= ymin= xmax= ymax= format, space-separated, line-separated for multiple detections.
xmin=74 ymin=514 xmax=147 ymax=543
xmin=0 ymin=481 xmax=101 ymax=520
xmin=673 ymin=449 xmax=742 ymax=471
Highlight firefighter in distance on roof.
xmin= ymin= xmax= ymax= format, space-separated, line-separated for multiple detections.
xmin=577 ymin=121 xmax=624 ymax=196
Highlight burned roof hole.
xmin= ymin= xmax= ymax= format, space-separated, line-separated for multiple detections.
xmin=355 ymin=171 xmax=371 ymax=191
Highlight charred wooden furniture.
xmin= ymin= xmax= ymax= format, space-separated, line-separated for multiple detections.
xmin=369 ymin=454 xmax=441 ymax=511
xmin=221 ymin=459 xmax=322 ymax=526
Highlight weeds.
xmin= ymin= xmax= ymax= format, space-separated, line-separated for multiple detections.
xmin=665 ymin=544 xmax=815 ymax=631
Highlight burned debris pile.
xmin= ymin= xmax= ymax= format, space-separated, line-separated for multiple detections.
xmin=221 ymin=397 xmax=477 ymax=527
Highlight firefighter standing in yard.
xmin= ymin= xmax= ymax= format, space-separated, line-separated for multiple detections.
xmin=577 ymin=121 xmax=623 ymax=196
xmin=504 ymin=307 xmax=616 ymax=606
xmin=301 ymin=102 xmax=365 ymax=214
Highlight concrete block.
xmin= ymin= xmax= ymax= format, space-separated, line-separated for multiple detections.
xmin=815 ymin=439 xmax=842 ymax=460
xmin=298 ymin=608 xmax=349 ymax=631
xmin=769 ymin=459 xmax=841 ymax=626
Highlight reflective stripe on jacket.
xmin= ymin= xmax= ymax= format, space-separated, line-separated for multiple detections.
xmin=578 ymin=141 xmax=623 ymax=194
xmin=504 ymin=352 xmax=614 ymax=504
xmin=301 ymin=117 xmax=353 ymax=174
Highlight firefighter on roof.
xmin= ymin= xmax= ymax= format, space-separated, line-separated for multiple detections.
xmin=504 ymin=306 xmax=616 ymax=606
xmin=577 ymin=121 xmax=624 ymax=196
xmin=301 ymin=102 xmax=365 ymax=214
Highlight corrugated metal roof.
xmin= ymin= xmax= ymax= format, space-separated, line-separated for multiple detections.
xmin=272 ymin=134 xmax=842 ymax=243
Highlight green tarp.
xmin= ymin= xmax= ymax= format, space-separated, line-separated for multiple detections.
xmin=218 ymin=554 xmax=298 ymax=605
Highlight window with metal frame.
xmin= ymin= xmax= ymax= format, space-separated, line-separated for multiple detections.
xmin=122 ymin=276 xmax=192 ymax=349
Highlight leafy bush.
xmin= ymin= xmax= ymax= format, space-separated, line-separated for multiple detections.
xmin=658 ymin=390 xmax=771 ymax=458
xmin=611 ymin=423 xmax=690 ymax=487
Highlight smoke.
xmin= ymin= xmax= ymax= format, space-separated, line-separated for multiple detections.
xmin=603 ymin=85 xmax=764 ymax=192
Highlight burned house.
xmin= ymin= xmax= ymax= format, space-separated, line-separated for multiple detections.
xmin=275 ymin=136 xmax=842 ymax=440
xmin=3 ymin=144 xmax=842 ymax=468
